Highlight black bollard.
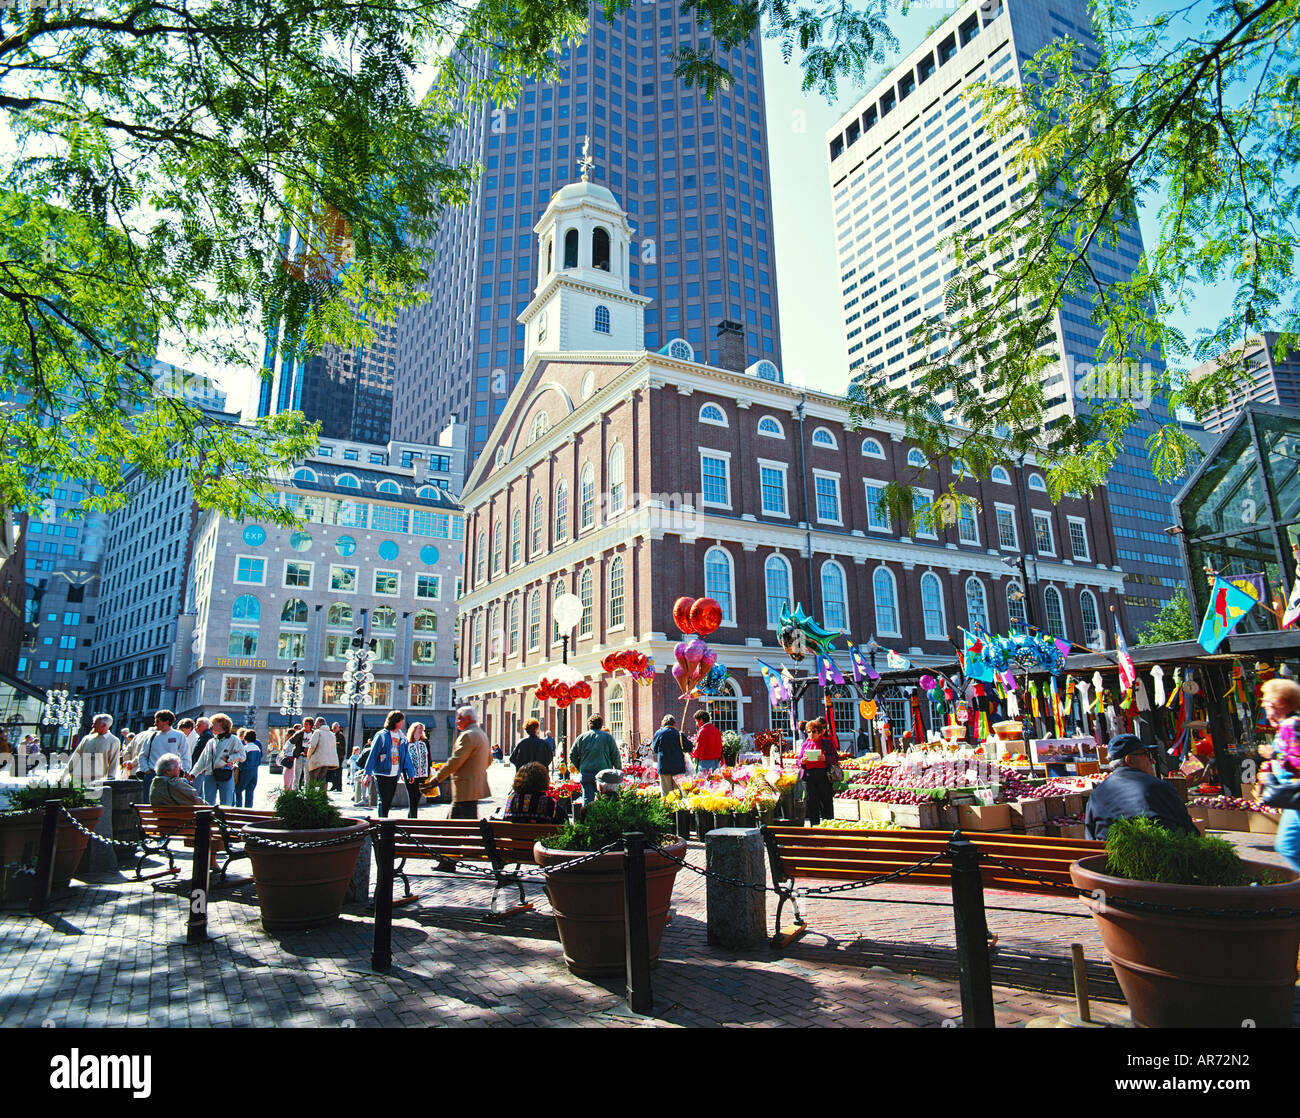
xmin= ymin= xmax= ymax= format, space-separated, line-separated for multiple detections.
xmin=623 ymin=831 xmax=652 ymax=1014
xmin=28 ymin=800 xmax=62 ymax=915
xmin=371 ymin=819 xmax=396 ymax=972
xmin=948 ymin=831 xmax=995 ymax=1028
xmin=187 ymin=809 xmax=212 ymax=944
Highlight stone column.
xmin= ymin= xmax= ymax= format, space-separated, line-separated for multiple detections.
xmin=704 ymin=827 xmax=767 ymax=950
xmin=346 ymin=831 xmax=373 ymax=905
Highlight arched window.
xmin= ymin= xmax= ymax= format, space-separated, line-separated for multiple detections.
xmin=580 ymin=370 xmax=595 ymax=399
xmin=232 ymin=594 xmax=260 ymax=622
xmin=873 ymin=567 xmax=899 ymax=635
xmin=563 ymin=228 xmax=578 ymax=268
xmin=704 ymin=546 xmax=734 ymax=623
xmin=507 ymin=596 xmax=520 ymax=657
xmin=580 ymin=463 xmax=595 ymax=529
xmin=545 ymin=237 xmax=553 ymax=273
xmin=530 ymin=494 xmax=545 ymax=554
xmin=413 ymin=609 xmax=437 ymax=632
xmin=757 ymin=416 xmax=784 ymax=439
xmin=608 ymin=444 xmax=625 ymax=515
xmin=527 ymin=589 xmax=541 ymax=651
xmin=1027 ymin=472 xmax=1047 ymax=492
xmin=1044 ymin=586 xmax=1068 ymax=640
xmin=335 ymin=473 xmax=360 ymax=489
xmin=965 ymin=576 xmax=988 ymax=631
xmin=472 ymin=612 xmax=484 ymax=667
xmin=327 ymin=602 xmax=353 ymax=627
xmin=292 ymin=467 xmax=317 ymax=484
xmin=579 ymin=568 xmax=594 ymax=636
xmin=699 ymin=403 xmax=727 ymax=426
xmin=812 ymin=426 xmax=837 ymax=449
xmin=764 ymin=554 xmax=792 ymax=628
xmin=668 ymin=338 xmax=693 ymax=361
xmin=608 ymin=555 xmax=625 ymax=628
xmin=592 ymin=226 xmax=611 ymax=271
xmin=527 ymin=411 xmax=549 ymax=446
xmin=608 ymin=682 xmax=625 ymax=740
xmin=952 ymin=457 xmax=970 ymax=477
xmin=920 ymin=572 xmax=946 ymax=639
xmin=907 ymin=448 xmax=929 ymax=468
xmin=1080 ymin=589 xmax=1102 ymax=647
xmin=593 ymin=304 xmax=611 ymax=334
xmin=510 ymin=509 xmax=522 ymax=566
xmin=552 ymin=579 xmax=566 ymax=643
xmin=416 ymin=485 xmax=437 ymax=499
xmin=377 ymin=479 xmax=401 ymax=495
xmin=475 ymin=531 xmax=487 ymax=584
xmin=862 ymin=437 xmax=886 ymax=459
xmin=710 ymin=679 xmax=742 ymax=733
xmin=491 ymin=518 xmax=503 ymax=574
xmin=488 ymin=604 xmax=501 ymax=661
xmin=554 ymin=479 xmax=569 ymax=541
xmin=1006 ymin=582 xmax=1028 ymax=629
xmin=821 ymin=561 xmax=848 ymax=633
xmin=991 ymin=466 xmax=1012 ymax=485
xmin=372 ymin=606 xmax=397 ymax=631
xmin=280 ymin=598 xmax=307 ymax=624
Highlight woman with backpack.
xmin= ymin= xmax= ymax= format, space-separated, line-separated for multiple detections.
xmin=363 ymin=710 xmax=415 ymax=818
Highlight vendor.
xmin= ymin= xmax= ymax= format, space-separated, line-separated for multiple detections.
xmin=1084 ymin=734 xmax=1198 ymax=842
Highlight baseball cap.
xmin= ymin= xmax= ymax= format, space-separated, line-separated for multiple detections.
xmin=1107 ymin=734 xmax=1155 ymax=768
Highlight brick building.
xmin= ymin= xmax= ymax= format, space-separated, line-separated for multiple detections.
xmin=455 ymin=179 xmax=1127 ymax=751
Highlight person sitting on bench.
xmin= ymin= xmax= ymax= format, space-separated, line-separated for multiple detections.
xmin=503 ymin=762 xmax=568 ymax=825
xmin=150 ymin=754 xmax=208 ymax=807
xmin=1085 ymin=734 xmax=1197 ymax=842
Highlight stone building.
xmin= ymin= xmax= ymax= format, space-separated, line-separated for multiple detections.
xmin=455 ymin=178 xmax=1127 ymax=750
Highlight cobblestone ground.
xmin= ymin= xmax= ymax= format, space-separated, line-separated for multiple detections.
xmin=1 ymin=765 xmax=1294 ymax=1028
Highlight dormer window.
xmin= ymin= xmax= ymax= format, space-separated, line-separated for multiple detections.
xmin=593 ymin=226 xmax=611 ymax=271
xmin=594 ymin=305 xmax=611 ymax=334
xmin=527 ymin=411 xmax=549 ymax=446
xmin=563 ymin=229 xmax=578 ymax=268
xmin=668 ymin=338 xmax=693 ymax=362
xmin=376 ymin=479 xmax=401 ymax=496
xmin=292 ymin=467 xmax=317 ymax=484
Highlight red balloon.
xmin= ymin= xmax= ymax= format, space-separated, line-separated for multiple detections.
xmin=600 ymin=654 xmax=616 ymax=673
xmin=576 ymin=681 xmax=592 ymax=699
xmin=673 ymin=596 xmax=697 ymax=634
xmin=689 ymin=597 xmax=723 ymax=636
xmin=556 ymin=696 xmax=572 ymax=709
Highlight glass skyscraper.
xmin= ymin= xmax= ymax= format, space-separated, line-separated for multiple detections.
xmin=392 ymin=1 xmax=783 ymax=472
xmin=824 ymin=0 xmax=1184 ymax=629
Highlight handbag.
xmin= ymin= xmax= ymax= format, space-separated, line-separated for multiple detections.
xmin=213 ymin=767 xmax=234 ymax=783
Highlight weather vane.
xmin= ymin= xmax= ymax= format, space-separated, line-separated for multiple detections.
xmin=578 ymin=134 xmax=594 ymax=182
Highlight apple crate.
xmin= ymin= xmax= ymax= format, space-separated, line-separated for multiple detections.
xmin=1062 ymin=793 xmax=1085 ymax=815
xmin=1187 ymin=803 xmax=1209 ymax=823
xmin=1249 ymin=810 xmax=1280 ymax=835
xmin=957 ymin=804 xmax=1012 ymax=832
xmin=889 ymin=802 xmax=941 ymax=830
xmin=1043 ymin=796 xmax=1067 ymax=820
xmin=1164 ymin=775 xmax=1190 ymax=802
xmin=1046 ymin=822 xmax=1086 ymax=839
xmin=939 ymin=804 xmax=961 ymax=830
xmin=859 ymin=801 xmax=895 ymax=823
xmin=1008 ymin=799 xmax=1047 ymax=830
xmin=832 ymin=798 xmax=862 ymax=821
xmin=1206 ymin=807 xmax=1252 ymax=832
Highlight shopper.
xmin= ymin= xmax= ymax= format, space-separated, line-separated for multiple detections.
xmin=66 ymin=713 xmax=121 ymax=784
xmin=1263 ymin=678 xmax=1300 ymax=870
xmin=651 ymin=715 xmax=691 ymax=795
xmin=510 ymin=719 xmax=554 ymax=770
xmin=405 ymin=721 xmax=430 ymax=818
xmin=126 ymin=710 xmax=189 ymax=803
xmin=305 ymin=716 xmax=339 ymax=791
xmin=364 ymin=710 xmax=414 ymax=818
xmin=797 ymin=717 xmax=839 ymax=826
xmin=570 ymin=714 xmax=620 ymax=804
xmin=281 ymin=723 xmax=305 ymax=791
xmin=236 ymin=728 xmax=262 ymax=807
xmin=691 ymin=710 xmax=723 ymax=774
xmin=431 ymin=705 xmax=492 ymax=820
xmin=192 ymin=714 xmax=245 ymax=807
xmin=503 ymin=762 xmax=567 ymax=824
xmin=330 ymin=722 xmax=346 ymax=792
xmin=1084 ymin=734 xmax=1198 ymax=842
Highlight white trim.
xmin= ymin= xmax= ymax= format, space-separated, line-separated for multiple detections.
xmin=871 ymin=565 xmax=901 ymax=638
xmin=965 ymin=575 xmax=989 ymax=631
xmin=704 ymin=544 xmax=738 ymax=624
xmin=699 ymin=448 xmax=732 ymax=510
xmin=220 ymin=673 xmax=255 ymax=705
xmin=812 ymin=469 xmax=843 ymax=526
xmin=911 ymin=486 xmax=937 ymax=540
xmin=990 ymin=466 xmax=1012 ymax=485
xmin=757 ymin=415 xmax=786 ymax=439
xmin=919 ymin=570 xmax=947 ymax=639
xmin=764 ymin=553 xmax=794 ymax=631
xmin=820 ymin=558 xmax=849 ymax=631
xmin=698 ymin=402 xmax=728 ymax=427
xmin=415 ymin=572 xmax=443 ymax=602
xmin=1027 ymin=472 xmax=1047 ymax=492
xmin=233 ymin=554 xmax=266 ymax=586
xmin=329 ymin=564 xmax=358 ymax=594
xmin=756 ymin=458 xmax=790 ymax=518
xmin=1067 ymin=516 xmax=1091 ymax=562
xmin=811 ymin=425 xmax=838 ymax=450
xmin=1032 ymin=509 xmax=1056 ymax=557
xmin=373 ymin=569 xmax=401 ymax=597
xmin=906 ymin=448 xmax=929 ymax=469
xmin=993 ymin=502 xmax=1019 ymax=551
xmin=862 ymin=479 xmax=892 ymax=533
xmin=281 ymin=559 xmax=313 ymax=590
xmin=861 ymin=436 xmax=886 ymax=459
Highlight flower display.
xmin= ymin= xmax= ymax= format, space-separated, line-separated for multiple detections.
xmin=544 ymin=780 xmax=583 ymax=801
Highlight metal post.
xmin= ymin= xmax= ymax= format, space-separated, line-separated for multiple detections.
xmin=947 ymin=831 xmax=995 ymax=1028
xmin=623 ymin=831 xmax=652 ymax=1014
xmin=28 ymin=799 xmax=61 ymax=915
xmin=371 ymin=819 xmax=395 ymax=972
xmin=187 ymin=809 xmax=212 ymax=944
xmin=560 ymin=634 xmax=570 ymax=773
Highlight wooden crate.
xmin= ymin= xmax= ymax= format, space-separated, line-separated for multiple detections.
xmin=1164 ymin=775 xmax=1190 ymax=802
xmin=859 ymin=801 xmax=894 ymax=823
xmin=832 ymin=798 xmax=862 ymax=821
xmin=1207 ymin=807 xmax=1252 ymax=832
xmin=1187 ymin=803 xmax=1209 ymax=823
xmin=1046 ymin=821 xmax=1086 ymax=839
xmin=1043 ymin=796 xmax=1067 ymax=820
xmin=957 ymin=804 xmax=1012 ymax=832
xmin=1008 ymin=798 xmax=1047 ymax=830
xmin=1062 ymin=793 xmax=1085 ymax=815
xmin=889 ymin=802 xmax=941 ymax=830
xmin=1249 ymin=811 xmax=1280 ymax=835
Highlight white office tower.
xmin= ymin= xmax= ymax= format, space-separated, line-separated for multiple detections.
xmin=823 ymin=0 xmax=1183 ymax=628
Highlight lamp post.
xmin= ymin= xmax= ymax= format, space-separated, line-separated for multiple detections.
xmin=552 ymin=593 xmax=583 ymax=772
xmin=279 ymin=661 xmax=304 ymax=719
xmin=1002 ymin=553 xmax=1040 ymax=631
xmin=341 ymin=628 xmax=375 ymax=764
xmin=40 ymin=688 xmax=68 ymax=753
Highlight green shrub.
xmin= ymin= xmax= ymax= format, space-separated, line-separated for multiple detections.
xmin=272 ymin=785 xmax=346 ymax=830
xmin=1104 ymin=816 xmax=1261 ymax=887
xmin=546 ymin=790 xmax=674 ymax=851
xmin=8 ymin=781 xmax=97 ymax=811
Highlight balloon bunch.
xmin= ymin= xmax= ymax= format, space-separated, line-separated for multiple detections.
xmin=672 ymin=595 xmax=723 ymax=636
xmin=536 ymin=664 xmax=591 ymax=708
xmin=694 ymin=662 xmax=730 ymax=698
xmin=600 ymin=648 xmax=656 ymax=686
xmin=671 ymin=596 xmax=722 ymax=695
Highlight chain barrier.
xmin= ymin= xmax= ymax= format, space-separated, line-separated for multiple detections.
xmin=530 ymin=842 xmax=624 ymax=877
xmin=797 ymin=850 xmax=953 ymax=896
xmin=57 ymin=806 xmax=150 ymax=851
xmin=242 ymin=826 xmax=379 ymax=851
xmin=387 ymin=825 xmax=499 ymax=880
xmin=651 ymin=843 xmax=779 ymax=896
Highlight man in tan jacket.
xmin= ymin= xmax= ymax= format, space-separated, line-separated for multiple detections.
xmin=433 ymin=705 xmax=492 ymax=819
xmin=305 ymin=716 xmax=340 ymax=791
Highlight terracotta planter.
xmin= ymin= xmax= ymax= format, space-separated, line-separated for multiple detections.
xmin=243 ymin=820 xmax=368 ymax=932
xmin=0 ymin=805 xmax=104 ymax=900
xmin=535 ymin=837 xmax=686 ymax=977
xmin=1071 ymin=855 xmax=1300 ymax=1028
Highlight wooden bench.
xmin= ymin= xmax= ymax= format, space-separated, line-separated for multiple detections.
xmin=376 ymin=817 xmax=563 ymax=921
xmin=761 ymin=825 xmax=1104 ymax=945
xmin=133 ymin=805 xmax=275 ymax=884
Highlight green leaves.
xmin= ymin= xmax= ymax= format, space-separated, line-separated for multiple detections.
xmin=1137 ymin=586 xmax=1196 ymax=644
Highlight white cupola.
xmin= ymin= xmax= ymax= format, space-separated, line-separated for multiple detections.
xmin=518 ymin=139 xmax=650 ymax=359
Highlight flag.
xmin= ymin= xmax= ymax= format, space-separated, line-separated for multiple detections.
xmin=1230 ymin=573 xmax=1266 ymax=603
xmin=1197 ymin=577 xmax=1259 ymax=653
xmin=1284 ymin=569 xmax=1300 ymax=629
xmin=849 ymin=645 xmax=879 ymax=682
xmin=756 ymin=660 xmax=791 ymax=706
xmin=961 ymin=629 xmax=996 ymax=682
xmin=1114 ymin=615 xmax=1137 ymax=692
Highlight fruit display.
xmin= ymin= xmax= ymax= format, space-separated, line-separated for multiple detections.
xmin=836 ymin=785 xmax=946 ymax=806
xmin=1188 ymin=795 xmax=1279 ymax=815
xmin=817 ymin=818 xmax=907 ymax=831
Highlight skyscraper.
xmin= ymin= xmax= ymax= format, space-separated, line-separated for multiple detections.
xmin=823 ymin=0 xmax=1183 ymax=628
xmin=298 ymin=319 xmax=397 ymax=445
xmin=1186 ymin=334 xmax=1300 ymax=436
xmin=391 ymin=1 xmax=783 ymax=474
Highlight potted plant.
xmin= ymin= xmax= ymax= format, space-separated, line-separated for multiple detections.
xmin=720 ymin=730 xmax=743 ymax=767
xmin=1 ymin=780 xmax=103 ymax=901
xmin=242 ymin=786 xmax=368 ymax=932
xmin=1070 ymin=817 xmax=1300 ymax=1028
xmin=534 ymin=789 xmax=686 ymax=977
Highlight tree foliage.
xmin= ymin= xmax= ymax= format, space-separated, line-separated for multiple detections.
xmin=849 ymin=0 xmax=1299 ymax=507
xmin=1137 ymin=585 xmax=1196 ymax=645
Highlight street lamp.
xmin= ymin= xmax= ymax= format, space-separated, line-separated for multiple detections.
xmin=41 ymin=688 xmax=70 ymax=752
xmin=341 ymin=628 xmax=375 ymax=765
xmin=279 ymin=661 xmax=304 ymax=719
xmin=1001 ymin=553 xmax=1040 ymax=630
xmin=552 ymin=593 xmax=583 ymax=770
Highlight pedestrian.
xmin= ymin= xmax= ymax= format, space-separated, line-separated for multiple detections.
xmin=329 ymin=722 xmax=346 ymax=791
xmin=125 ymin=709 xmax=189 ymax=803
xmin=855 ymin=724 xmax=871 ymax=757
xmin=347 ymin=745 xmax=365 ymax=805
xmin=651 ymin=714 xmax=690 ymax=795
xmin=192 ymin=714 xmax=245 ymax=807
xmin=510 ymin=718 xmax=554 ymax=770
xmin=192 ymin=717 xmax=213 ymax=771
xmin=174 ymin=718 xmax=197 ymax=773
xmin=570 ymin=713 xmax=620 ymax=804
xmin=404 ymin=721 xmax=430 ymax=818
xmin=503 ymin=762 xmax=568 ymax=823
xmin=305 ymin=716 xmax=339 ymax=792
xmin=797 ymin=717 xmax=839 ymax=826
xmin=1262 ymin=679 xmax=1300 ymax=870
xmin=431 ymin=705 xmax=491 ymax=820
xmin=149 ymin=754 xmax=208 ymax=807
xmin=364 ymin=710 xmax=414 ymax=818
xmin=1084 ymin=734 xmax=1198 ymax=842
xmin=281 ymin=723 xmax=305 ymax=791
xmin=236 ymin=728 xmax=262 ymax=807
xmin=65 ymin=713 xmax=121 ymax=784
xmin=690 ymin=709 xmax=723 ymax=774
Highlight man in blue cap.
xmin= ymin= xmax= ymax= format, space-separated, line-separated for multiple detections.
xmin=1085 ymin=733 xmax=1199 ymax=841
